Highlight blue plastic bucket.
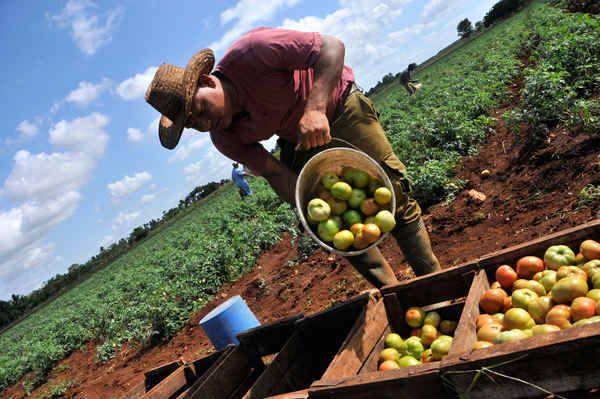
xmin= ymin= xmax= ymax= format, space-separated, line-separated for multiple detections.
xmin=199 ymin=295 xmax=261 ymax=350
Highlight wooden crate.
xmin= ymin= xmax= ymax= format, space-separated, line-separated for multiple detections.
xmin=440 ymin=220 xmax=600 ymax=399
xmin=241 ymin=292 xmax=373 ymax=399
xmin=307 ymin=263 xmax=478 ymax=399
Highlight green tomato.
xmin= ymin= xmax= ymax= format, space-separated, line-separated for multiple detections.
xmin=398 ymin=355 xmax=422 ymax=367
xmin=494 ymin=329 xmax=528 ymax=344
xmin=430 ymin=336 xmax=453 ymax=360
xmin=544 ymin=245 xmax=576 ymax=271
xmin=398 ymin=336 xmax=424 ymax=360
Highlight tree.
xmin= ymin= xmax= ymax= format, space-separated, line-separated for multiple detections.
xmin=475 ymin=21 xmax=484 ymax=32
xmin=457 ymin=18 xmax=474 ymax=39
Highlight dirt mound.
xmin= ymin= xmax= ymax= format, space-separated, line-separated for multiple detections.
xmin=3 ymin=68 xmax=600 ymax=399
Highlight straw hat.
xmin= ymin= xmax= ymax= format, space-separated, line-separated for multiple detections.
xmin=145 ymin=49 xmax=215 ymax=149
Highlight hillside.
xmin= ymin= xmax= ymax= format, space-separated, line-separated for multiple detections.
xmin=2 ymin=4 xmax=600 ymax=399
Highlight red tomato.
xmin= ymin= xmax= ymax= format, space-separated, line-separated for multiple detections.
xmin=477 ymin=323 xmax=504 ymax=343
xmin=501 ymin=296 xmax=513 ymax=313
xmin=378 ymin=360 xmax=400 ymax=371
xmin=476 ymin=314 xmax=500 ymax=330
xmin=491 ymin=281 xmax=502 ymax=289
xmin=410 ymin=327 xmax=422 ymax=337
xmin=495 ymin=265 xmax=518 ymax=291
xmin=580 ymin=239 xmax=600 ymax=260
xmin=570 ymin=297 xmax=597 ymax=321
xmin=361 ymin=223 xmax=381 ymax=244
xmin=546 ymin=305 xmax=573 ymax=329
xmin=516 ymin=256 xmax=545 ymax=280
xmin=556 ymin=265 xmax=587 ymax=282
xmin=480 ymin=288 xmax=507 ymax=314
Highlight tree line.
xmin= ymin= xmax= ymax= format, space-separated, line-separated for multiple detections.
xmin=0 ymin=179 xmax=229 ymax=330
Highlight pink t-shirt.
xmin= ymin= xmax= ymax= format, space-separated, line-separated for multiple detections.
xmin=210 ymin=27 xmax=355 ymax=176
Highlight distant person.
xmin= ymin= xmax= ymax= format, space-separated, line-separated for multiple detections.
xmin=232 ymin=162 xmax=255 ymax=198
xmin=399 ymin=63 xmax=419 ymax=95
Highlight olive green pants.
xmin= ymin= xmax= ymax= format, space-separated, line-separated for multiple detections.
xmin=280 ymin=90 xmax=421 ymax=228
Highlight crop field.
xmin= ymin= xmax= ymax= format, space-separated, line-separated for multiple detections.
xmin=1 ymin=0 xmax=599 ymax=394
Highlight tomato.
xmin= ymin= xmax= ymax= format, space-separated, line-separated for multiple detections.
xmin=587 ymin=289 xmax=600 ymax=302
xmin=361 ymin=223 xmax=381 ymax=244
xmin=511 ymin=288 xmax=539 ymax=310
xmin=594 ymin=272 xmax=600 ymax=289
xmin=374 ymin=210 xmax=396 ymax=233
xmin=440 ymin=320 xmax=458 ymax=336
xmin=385 ymin=333 xmax=403 ymax=351
xmin=307 ymin=198 xmax=331 ymax=222
xmin=430 ymin=336 xmax=453 ymax=360
xmin=556 ymin=265 xmax=587 ymax=282
xmin=352 ymin=170 xmax=371 ymax=188
xmin=379 ymin=347 xmax=400 ymax=363
xmin=347 ymin=188 xmax=367 ymax=209
xmin=359 ymin=198 xmax=379 ymax=215
xmin=494 ymin=329 xmax=528 ymax=344
xmin=410 ymin=327 xmax=422 ymax=337
xmin=350 ymin=223 xmax=364 ymax=237
xmin=501 ymin=296 xmax=513 ymax=313
xmin=546 ymin=305 xmax=573 ymax=329
xmin=421 ymin=348 xmax=433 ymax=363
xmin=492 ymin=313 xmax=504 ymax=323
xmin=543 ymin=245 xmax=576 ymax=271
xmin=321 ymin=171 xmax=340 ymax=189
xmin=318 ymin=187 xmax=332 ymax=202
xmin=527 ymin=296 xmax=555 ymax=324
xmin=537 ymin=270 xmax=557 ymax=293
xmin=317 ymin=218 xmax=340 ymax=242
xmin=367 ymin=178 xmax=384 ymax=197
xmin=573 ymin=316 xmax=600 ymax=327
xmin=399 ymin=336 xmax=424 ymax=360
xmin=551 ymin=276 xmax=589 ymax=305
xmin=333 ymin=230 xmax=355 ymax=251
xmin=503 ymin=308 xmax=534 ymax=330
xmin=570 ymin=297 xmax=597 ymax=321
xmin=495 ymin=265 xmax=518 ymax=291
xmin=424 ymin=311 xmax=442 ymax=328
xmin=398 ymin=356 xmax=422 ymax=367
xmin=476 ymin=314 xmax=501 ymax=330
xmin=352 ymin=232 xmax=369 ymax=250
xmin=378 ymin=360 xmax=399 ymax=370
xmin=330 ymin=215 xmax=344 ymax=230
xmin=420 ymin=324 xmax=438 ymax=345
xmin=471 ymin=341 xmax=494 ymax=349
xmin=343 ymin=168 xmax=357 ymax=186
xmin=531 ymin=324 xmax=561 ymax=336
xmin=327 ymin=197 xmax=348 ymax=215
xmin=330 ymin=181 xmax=353 ymax=201
xmin=477 ymin=323 xmax=504 ymax=343
xmin=374 ymin=187 xmax=392 ymax=205
xmin=516 ymin=256 xmax=545 ymax=280
xmin=580 ymin=239 xmax=600 ymax=260
xmin=512 ymin=279 xmax=529 ymax=293
xmin=491 ymin=281 xmax=502 ymax=289
xmin=575 ymin=253 xmax=590 ymax=266
xmin=480 ymin=288 xmax=508 ymax=314
xmin=342 ymin=210 xmax=362 ymax=229
xmin=405 ymin=307 xmax=426 ymax=328
xmin=582 ymin=259 xmax=600 ymax=281
xmin=523 ymin=280 xmax=546 ymax=297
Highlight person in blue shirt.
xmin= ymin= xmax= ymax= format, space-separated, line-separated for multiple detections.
xmin=232 ymin=162 xmax=255 ymax=198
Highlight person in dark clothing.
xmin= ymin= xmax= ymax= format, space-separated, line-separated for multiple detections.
xmin=399 ymin=63 xmax=418 ymax=95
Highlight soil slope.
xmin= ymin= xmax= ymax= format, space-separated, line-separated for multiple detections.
xmin=3 ymin=44 xmax=600 ymax=399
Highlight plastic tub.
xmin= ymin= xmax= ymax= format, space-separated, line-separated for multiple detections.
xmin=295 ymin=148 xmax=396 ymax=256
xmin=199 ymin=295 xmax=261 ymax=350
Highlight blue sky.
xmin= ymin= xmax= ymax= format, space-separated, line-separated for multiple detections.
xmin=0 ymin=0 xmax=497 ymax=300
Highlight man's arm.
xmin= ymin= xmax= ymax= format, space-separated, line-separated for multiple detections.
xmin=261 ymin=153 xmax=298 ymax=206
xmin=244 ymin=172 xmax=255 ymax=178
xmin=296 ymin=34 xmax=345 ymax=151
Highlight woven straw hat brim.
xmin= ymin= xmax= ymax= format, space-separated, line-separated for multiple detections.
xmin=156 ymin=49 xmax=215 ymax=150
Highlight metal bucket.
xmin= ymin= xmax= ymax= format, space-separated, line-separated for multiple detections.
xmin=199 ymin=295 xmax=261 ymax=350
xmin=295 ymin=148 xmax=396 ymax=256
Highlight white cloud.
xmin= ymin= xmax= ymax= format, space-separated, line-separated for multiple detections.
xmin=49 ymin=112 xmax=111 ymax=157
xmin=127 ymin=127 xmax=144 ymax=143
xmin=211 ymin=0 xmax=302 ymax=51
xmin=139 ymin=194 xmax=156 ymax=206
xmin=3 ymin=150 xmax=95 ymax=203
xmin=182 ymin=146 xmax=231 ymax=186
xmin=114 ymin=66 xmax=158 ymax=101
xmin=65 ymin=78 xmax=113 ymax=108
xmin=127 ymin=116 xmax=160 ymax=144
xmin=112 ymin=210 xmax=141 ymax=229
xmin=166 ymin=134 xmax=211 ymax=164
xmin=107 ymin=171 xmax=153 ymax=200
xmin=16 ymin=120 xmax=40 ymax=139
xmin=47 ymin=0 xmax=125 ymax=56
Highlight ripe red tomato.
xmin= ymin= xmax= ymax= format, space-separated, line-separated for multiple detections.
xmin=570 ymin=297 xmax=597 ymax=322
xmin=516 ymin=256 xmax=545 ymax=280
xmin=378 ymin=360 xmax=400 ymax=371
xmin=556 ymin=265 xmax=587 ymax=282
xmin=476 ymin=314 xmax=500 ymax=330
xmin=480 ymin=288 xmax=507 ymax=314
xmin=477 ymin=323 xmax=504 ymax=343
xmin=495 ymin=265 xmax=518 ymax=291
xmin=580 ymin=239 xmax=600 ymax=260
xmin=546 ymin=305 xmax=573 ymax=329
xmin=361 ymin=223 xmax=381 ymax=244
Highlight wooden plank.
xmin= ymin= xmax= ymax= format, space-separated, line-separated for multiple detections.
xmin=237 ymin=313 xmax=303 ymax=368
xmin=242 ymin=332 xmax=308 ymax=399
xmin=186 ymin=344 xmax=255 ymax=399
xmin=382 ymin=292 xmax=407 ymax=337
xmin=380 ymin=261 xmax=478 ymax=310
xmin=268 ymin=347 xmax=324 ymax=396
xmin=444 ymin=269 xmax=489 ymax=362
xmin=265 ymin=389 xmax=309 ymax=399
xmin=357 ymin=325 xmax=389 ymax=375
xmin=308 ymin=362 xmax=443 ymax=399
xmin=119 ymin=380 xmax=147 ymax=399
xmin=228 ymin=367 xmax=265 ymax=399
xmin=440 ymin=313 xmax=600 ymax=398
xmin=119 ymin=359 xmax=185 ymax=399
xmin=140 ymin=365 xmax=190 ymax=399
xmin=189 ymin=348 xmax=227 ymax=379
xmin=321 ymin=298 xmax=388 ymax=380
xmin=178 ymin=345 xmax=236 ymax=399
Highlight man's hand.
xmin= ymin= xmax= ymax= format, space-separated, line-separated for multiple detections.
xmin=295 ymin=110 xmax=331 ymax=151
